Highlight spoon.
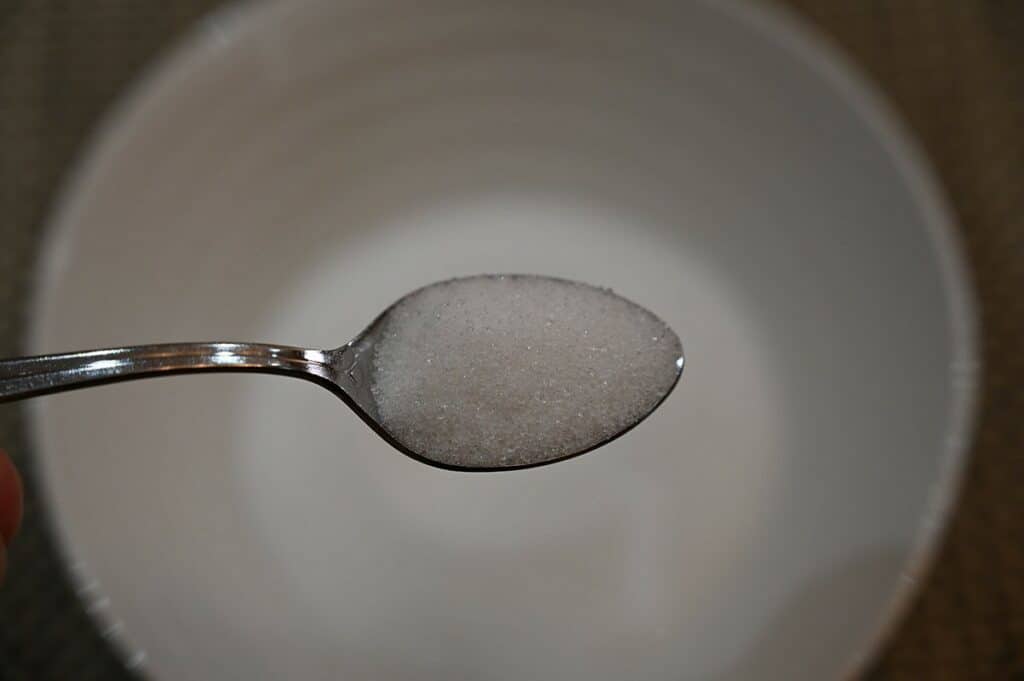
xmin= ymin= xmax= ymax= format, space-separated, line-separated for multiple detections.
xmin=0 ymin=275 xmax=684 ymax=470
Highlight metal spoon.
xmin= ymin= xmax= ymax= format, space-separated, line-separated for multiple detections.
xmin=0 ymin=275 xmax=684 ymax=470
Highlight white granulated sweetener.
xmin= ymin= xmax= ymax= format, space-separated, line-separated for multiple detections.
xmin=369 ymin=275 xmax=682 ymax=468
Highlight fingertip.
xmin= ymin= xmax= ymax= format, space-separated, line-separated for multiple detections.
xmin=0 ymin=450 xmax=23 ymax=546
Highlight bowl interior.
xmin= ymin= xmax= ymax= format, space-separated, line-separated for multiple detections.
xmin=32 ymin=1 xmax=974 ymax=680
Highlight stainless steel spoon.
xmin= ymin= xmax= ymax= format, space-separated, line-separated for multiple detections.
xmin=0 ymin=275 xmax=684 ymax=471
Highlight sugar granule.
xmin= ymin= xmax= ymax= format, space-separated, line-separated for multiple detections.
xmin=370 ymin=275 xmax=682 ymax=468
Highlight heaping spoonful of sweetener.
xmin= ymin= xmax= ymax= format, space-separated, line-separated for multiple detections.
xmin=0 ymin=275 xmax=683 ymax=470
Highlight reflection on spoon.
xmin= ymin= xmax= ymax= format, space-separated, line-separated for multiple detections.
xmin=0 ymin=275 xmax=683 ymax=470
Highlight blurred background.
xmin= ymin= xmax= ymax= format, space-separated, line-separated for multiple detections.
xmin=0 ymin=1 xmax=1021 ymax=679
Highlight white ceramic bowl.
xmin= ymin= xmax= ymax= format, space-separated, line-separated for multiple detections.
xmin=31 ymin=1 xmax=977 ymax=680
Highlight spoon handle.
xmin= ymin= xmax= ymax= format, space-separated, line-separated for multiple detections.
xmin=0 ymin=342 xmax=333 ymax=402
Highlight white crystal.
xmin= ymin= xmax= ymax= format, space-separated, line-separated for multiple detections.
xmin=370 ymin=275 xmax=681 ymax=468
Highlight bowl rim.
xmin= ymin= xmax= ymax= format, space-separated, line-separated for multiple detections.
xmin=27 ymin=1 xmax=980 ymax=678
